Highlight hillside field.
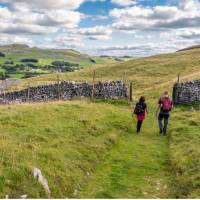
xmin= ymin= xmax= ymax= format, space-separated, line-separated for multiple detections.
xmin=0 ymin=44 xmax=116 ymax=80
xmin=0 ymin=100 xmax=199 ymax=198
xmin=9 ymin=47 xmax=200 ymax=94
xmin=0 ymin=47 xmax=199 ymax=198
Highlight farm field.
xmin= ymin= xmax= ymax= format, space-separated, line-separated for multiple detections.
xmin=0 ymin=44 xmax=117 ymax=80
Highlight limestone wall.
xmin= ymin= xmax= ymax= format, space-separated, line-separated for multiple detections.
xmin=0 ymin=81 xmax=128 ymax=104
xmin=173 ymin=80 xmax=200 ymax=104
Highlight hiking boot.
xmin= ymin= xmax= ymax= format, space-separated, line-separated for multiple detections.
xmin=159 ymin=129 xmax=163 ymax=134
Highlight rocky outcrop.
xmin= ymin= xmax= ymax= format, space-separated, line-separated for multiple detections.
xmin=0 ymin=81 xmax=128 ymax=104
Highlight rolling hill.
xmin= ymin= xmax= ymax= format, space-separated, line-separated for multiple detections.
xmin=0 ymin=44 xmax=116 ymax=80
xmin=0 ymin=46 xmax=199 ymax=198
xmin=9 ymin=45 xmax=200 ymax=95
xmin=177 ymin=44 xmax=200 ymax=52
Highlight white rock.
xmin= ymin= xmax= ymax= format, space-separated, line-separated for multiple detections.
xmin=20 ymin=194 xmax=27 ymax=199
xmin=33 ymin=167 xmax=51 ymax=198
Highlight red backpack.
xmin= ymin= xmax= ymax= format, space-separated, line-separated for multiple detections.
xmin=161 ymin=97 xmax=172 ymax=111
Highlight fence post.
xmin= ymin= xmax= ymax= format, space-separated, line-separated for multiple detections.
xmin=123 ymin=71 xmax=127 ymax=83
xmin=92 ymin=70 xmax=96 ymax=99
xmin=57 ymin=74 xmax=60 ymax=101
xmin=4 ymin=78 xmax=7 ymax=92
xmin=129 ymin=82 xmax=133 ymax=102
xmin=177 ymin=73 xmax=180 ymax=83
xmin=27 ymin=84 xmax=30 ymax=103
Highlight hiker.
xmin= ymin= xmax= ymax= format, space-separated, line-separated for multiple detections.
xmin=133 ymin=96 xmax=148 ymax=134
xmin=156 ymin=91 xmax=173 ymax=135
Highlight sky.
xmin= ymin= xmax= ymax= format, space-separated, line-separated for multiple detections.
xmin=0 ymin=0 xmax=200 ymax=57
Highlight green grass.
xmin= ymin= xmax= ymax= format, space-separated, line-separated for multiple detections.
xmin=169 ymin=105 xmax=200 ymax=198
xmin=9 ymin=73 xmax=25 ymax=79
xmin=79 ymin=102 xmax=173 ymax=198
xmin=1 ymin=96 xmax=199 ymax=198
xmin=0 ymin=46 xmax=200 ymax=198
xmin=0 ymin=100 xmax=134 ymax=198
xmin=0 ymin=68 xmax=6 ymax=73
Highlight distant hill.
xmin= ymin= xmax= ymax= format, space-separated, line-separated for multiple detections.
xmin=177 ymin=45 xmax=200 ymax=52
xmin=0 ymin=44 xmax=115 ymax=80
xmin=0 ymin=44 xmax=94 ymax=66
xmin=10 ymin=45 xmax=200 ymax=95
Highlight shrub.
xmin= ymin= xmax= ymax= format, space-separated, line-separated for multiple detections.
xmin=51 ymin=61 xmax=78 ymax=72
xmin=4 ymin=61 xmax=14 ymax=65
xmin=89 ymin=58 xmax=96 ymax=63
xmin=0 ymin=73 xmax=10 ymax=80
xmin=2 ymin=65 xmax=17 ymax=72
xmin=21 ymin=58 xmax=38 ymax=63
xmin=26 ymin=63 xmax=39 ymax=69
xmin=0 ymin=52 xmax=5 ymax=57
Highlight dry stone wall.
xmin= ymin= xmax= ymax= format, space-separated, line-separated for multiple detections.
xmin=173 ymin=80 xmax=200 ymax=104
xmin=0 ymin=81 xmax=128 ymax=104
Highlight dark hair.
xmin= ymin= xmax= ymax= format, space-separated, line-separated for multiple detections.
xmin=139 ymin=96 xmax=145 ymax=103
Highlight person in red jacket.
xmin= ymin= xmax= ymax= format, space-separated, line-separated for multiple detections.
xmin=134 ymin=96 xmax=148 ymax=134
xmin=156 ymin=91 xmax=173 ymax=135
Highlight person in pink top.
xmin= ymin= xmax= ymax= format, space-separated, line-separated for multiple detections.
xmin=133 ymin=96 xmax=148 ymax=134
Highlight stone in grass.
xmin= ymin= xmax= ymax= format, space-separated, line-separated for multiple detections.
xmin=20 ymin=194 xmax=28 ymax=199
xmin=33 ymin=167 xmax=51 ymax=198
xmin=73 ymin=189 xmax=79 ymax=197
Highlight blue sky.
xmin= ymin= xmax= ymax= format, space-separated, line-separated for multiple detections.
xmin=0 ymin=0 xmax=200 ymax=57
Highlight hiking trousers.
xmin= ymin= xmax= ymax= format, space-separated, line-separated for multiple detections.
xmin=158 ymin=113 xmax=169 ymax=134
xmin=137 ymin=120 xmax=143 ymax=133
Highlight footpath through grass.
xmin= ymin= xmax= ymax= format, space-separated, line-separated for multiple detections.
xmin=79 ymin=102 xmax=173 ymax=198
xmin=0 ymin=99 xmax=199 ymax=198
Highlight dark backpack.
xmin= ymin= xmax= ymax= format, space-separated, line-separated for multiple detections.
xmin=161 ymin=97 xmax=172 ymax=111
xmin=134 ymin=103 xmax=145 ymax=115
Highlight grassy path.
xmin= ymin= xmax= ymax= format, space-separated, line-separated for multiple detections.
xmin=79 ymin=106 xmax=174 ymax=198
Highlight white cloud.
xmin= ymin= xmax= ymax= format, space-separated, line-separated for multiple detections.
xmin=0 ymin=0 xmax=86 ymax=10
xmin=1 ymin=0 xmax=106 ymax=10
xmin=94 ymin=42 xmax=182 ymax=57
xmin=0 ymin=0 xmax=199 ymax=57
xmin=0 ymin=33 xmax=34 ymax=46
xmin=111 ymin=0 xmax=138 ymax=6
xmin=75 ymin=26 xmax=112 ymax=40
xmin=47 ymin=34 xmax=84 ymax=49
xmin=110 ymin=0 xmax=200 ymax=31
xmin=0 ymin=4 xmax=81 ymax=35
xmin=177 ymin=29 xmax=200 ymax=40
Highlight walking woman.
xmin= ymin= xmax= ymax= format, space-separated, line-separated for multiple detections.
xmin=133 ymin=96 xmax=148 ymax=134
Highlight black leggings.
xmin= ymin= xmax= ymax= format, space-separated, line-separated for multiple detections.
xmin=137 ymin=120 xmax=143 ymax=133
